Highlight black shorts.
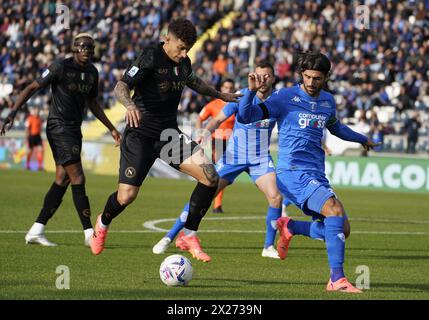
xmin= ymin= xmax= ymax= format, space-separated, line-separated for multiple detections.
xmin=46 ymin=124 xmax=82 ymax=166
xmin=28 ymin=134 xmax=43 ymax=148
xmin=119 ymin=127 xmax=201 ymax=186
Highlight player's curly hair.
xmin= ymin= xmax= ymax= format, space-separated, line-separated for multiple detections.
xmin=297 ymin=51 xmax=331 ymax=76
xmin=168 ymin=18 xmax=197 ymax=48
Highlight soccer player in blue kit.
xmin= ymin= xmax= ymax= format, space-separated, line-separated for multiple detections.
xmin=238 ymin=52 xmax=381 ymax=293
xmin=152 ymin=62 xmax=283 ymax=260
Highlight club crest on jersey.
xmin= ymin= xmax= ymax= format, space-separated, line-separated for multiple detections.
xmin=173 ymin=66 xmax=179 ymax=76
xmin=310 ymin=101 xmax=317 ymax=111
xmin=127 ymin=66 xmax=139 ymax=77
xmin=125 ymin=167 xmax=136 ymax=178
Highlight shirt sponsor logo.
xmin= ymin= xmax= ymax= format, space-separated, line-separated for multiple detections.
xmin=127 ymin=66 xmax=139 ymax=77
xmin=158 ymin=81 xmax=170 ymax=93
xmin=254 ymin=119 xmax=271 ymax=128
xmin=298 ymin=113 xmax=327 ymax=129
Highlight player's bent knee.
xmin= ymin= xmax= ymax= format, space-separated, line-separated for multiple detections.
xmin=268 ymin=193 xmax=282 ymax=208
xmin=198 ymin=168 xmax=219 ymax=187
xmin=330 ymin=205 xmax=344 ymax=217
xmin=55 ymin=174 xmax=70 ymax=187
xmin=117 ymin=192 xmax=137 ymax=206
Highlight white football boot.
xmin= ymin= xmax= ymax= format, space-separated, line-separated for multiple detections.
xmin=25 ymin=232 xmax=57 ymax=246
xmin=261 ymin=245 xmax=280 ymax=259
xmin=152 ymin=237 xmax=172 ymax=254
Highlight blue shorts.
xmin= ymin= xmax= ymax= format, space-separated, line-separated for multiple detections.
xmin=276 ymin=170 xmax=336 ymax=220
xmin=216 ymin=155 xmax=275 ymax=184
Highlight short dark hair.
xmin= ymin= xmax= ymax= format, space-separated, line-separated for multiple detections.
xmin=255 ymin=61 xmax=275 ymax=74
xmin=221 ymin=78 xmax=234 ymax=86
xmin=168 ymin=18 xmax=197 ymax=48
xmin=297 ymin=52 xmax=331 ymax=75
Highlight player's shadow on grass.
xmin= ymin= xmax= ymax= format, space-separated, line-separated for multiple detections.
xmin=346 ymin=247 xmax=429 ymax=253
xmin=192 ymin=278 xmax=326 ymax=287
xmin=373 ymin=282 xmax=429 ymax=293
xmin=1 ymin=279 xmax=46 ymax=287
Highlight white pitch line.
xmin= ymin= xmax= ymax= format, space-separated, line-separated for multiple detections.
xmin=1 ymin=230 xmax=429 ymax=235
xmin=1 ymin=215 xmax=428 ymax=236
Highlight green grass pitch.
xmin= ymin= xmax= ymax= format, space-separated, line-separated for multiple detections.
xmin=1 ymin=169 xmax=428 ymax=300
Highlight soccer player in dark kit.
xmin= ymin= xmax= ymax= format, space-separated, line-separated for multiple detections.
xmin=90 ymin=18 xmax=242 ymax=262
xmin=1 ymin=33 xmax=121 ymax=247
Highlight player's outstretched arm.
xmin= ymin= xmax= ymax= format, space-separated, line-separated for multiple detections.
xmin=237 ymin=73 xmax=272 ymax=124
xmin=1 ymin=80 xmax=41 ymax=136
xmin=327 ymin=120 xmax=382 ymax=151
xmin=89 ymin=98 xmax=122 ymax=146
xmin=114 ymin=81 xmax=141 ymax=128
xmin=186 ymin=74 xmax=242 ymax=102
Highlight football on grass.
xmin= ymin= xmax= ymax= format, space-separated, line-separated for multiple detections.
xmin=159 ymin=254 xmax=193 ymax=286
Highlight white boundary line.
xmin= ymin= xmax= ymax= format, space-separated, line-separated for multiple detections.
xmin=1 ymin=216 xmax=428 ymax=235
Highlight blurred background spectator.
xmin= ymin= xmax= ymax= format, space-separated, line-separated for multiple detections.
xmin=0 ymin=0 xmax=428 ymax=154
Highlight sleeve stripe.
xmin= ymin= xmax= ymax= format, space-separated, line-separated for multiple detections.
xmin=258 ymin=103 xmax=269 ymax=119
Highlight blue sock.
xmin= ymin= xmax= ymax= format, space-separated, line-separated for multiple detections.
xmin=288 ymin=220 xmax=311 ymax=237
xmin=324 ymin=216 xmax=346 ymax=282
xmin=166 ymin=203 xmax=189 ymax=240
xmin=264 ymin=206 xmax=281 ymax=248
xmin=310 ymin=221 xmax=325 ymax=241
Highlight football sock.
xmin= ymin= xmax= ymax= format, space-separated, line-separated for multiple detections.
xmin=184 ymin=182 xmax=217 ymax=231
xmin=213 ymin=190 xmax=224 ymax=209
xmin=26 ymin=151 xmax=32 ymax=169
xmin=101 ymin=191 xmax=127 ymax=226
xmin=84 ymin=228 xmax=93 ymax=239
xmin=310 ymin=221 xmax=326 ymax=241
xmin=166 ymin=203 xmax=189 ymax=240
xmin=35 ymin=182 xmax=68 ymax=225
xmin=325 ymin=216 xmax=346 ymax=282
xmin=37 ymin=149 xmax=43 ymax=170
xmin=71 ymin=184 xmax=92 ymax=230
xmin=288 ymin=220 xmax=311 ymax=236
xmin=183 ymin=228 xmax=197 ymax=237
xmin=330 ymin=267 xmax=345 ymax=282
xmin=264 ymin=206 xmax=281 ymax=248
xmin=28 ymin=222 xmax=45 ymax=235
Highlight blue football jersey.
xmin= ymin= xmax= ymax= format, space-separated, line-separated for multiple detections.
xmin=263 ymin=84 xmax=337 ymax=173
xmin=222 ymin=88 xmax=277 ymax=165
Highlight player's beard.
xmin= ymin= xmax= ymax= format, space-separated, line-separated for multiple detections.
xmin=303 ymin=83 xmax=321 ymax=96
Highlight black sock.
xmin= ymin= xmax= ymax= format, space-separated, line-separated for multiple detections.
xmin=184 ymin=182 xmax=218 ymax=231
xmin=101 ymin=192 xmax=127 ymax=225
xmin=36 ymin=183 xmax=68 ymax=225
xmin=71 ymin=184 xmax=92 ymax=230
